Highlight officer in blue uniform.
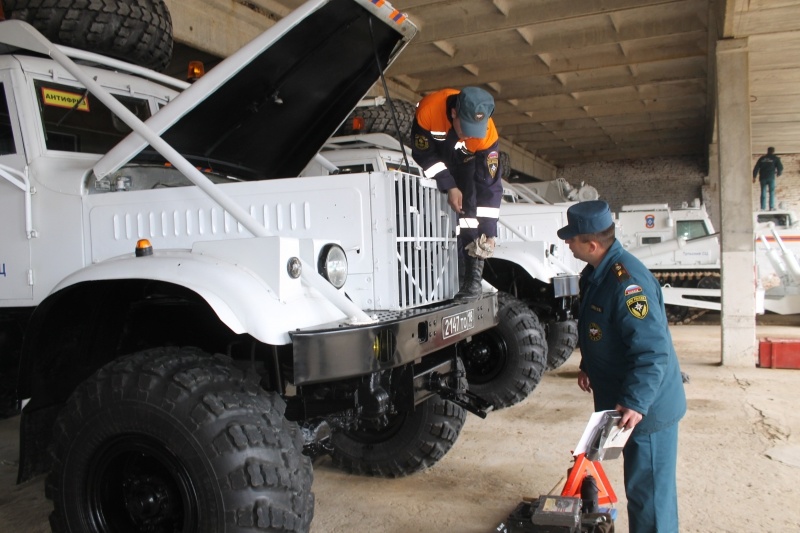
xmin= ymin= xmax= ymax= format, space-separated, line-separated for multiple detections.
xmin=557 ymin=200 xmax=686 ymax=533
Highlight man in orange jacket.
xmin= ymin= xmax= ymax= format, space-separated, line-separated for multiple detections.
xmin=411 ymin=87 xmax=503 ymax=301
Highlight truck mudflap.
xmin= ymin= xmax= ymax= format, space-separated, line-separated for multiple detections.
xmin=290 ymin=292 xmax=498 ymax=385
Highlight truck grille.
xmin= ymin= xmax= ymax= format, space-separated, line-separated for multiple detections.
xmin=393 ymin=173 xmax=458 ymax=309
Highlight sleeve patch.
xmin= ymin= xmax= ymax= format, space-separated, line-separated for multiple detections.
xmin=626 ymin=295 xmax=649 ymax=319
xmin=414 ymin=134 xmax=430 ymax=151
xmin=624 ymin=284 xmax=642 ymax=295
xmin=487 ymin=150 xmax=499 ymax=179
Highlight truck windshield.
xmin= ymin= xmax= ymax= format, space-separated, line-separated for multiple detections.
xmin=757 ymin=213 xmax=792 ymax=227
xmin=677 ymin=220 xmax=710 ymax=240
xmin=1 ymin=84 xmax=15 ymax=155
xmin=35 ymin=80 xmax=151 ymax=154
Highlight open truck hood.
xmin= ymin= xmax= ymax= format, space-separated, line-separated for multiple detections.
xmin=93 ymin=0 xmax=416 ymax=180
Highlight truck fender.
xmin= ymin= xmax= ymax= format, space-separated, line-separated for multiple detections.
xmin=51 ymin=249 xmax=346 ymax=346
xmin=490 ymin=241 xmax=562 ymax=284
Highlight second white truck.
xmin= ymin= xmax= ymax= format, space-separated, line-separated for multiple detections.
xmin=304 ymin=133 xmax=581 ymax=409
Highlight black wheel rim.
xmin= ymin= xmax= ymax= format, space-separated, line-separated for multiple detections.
xmin=85 ymin=435 xmax=200 ymax=533
xmin=461 ymin=329 xmax=508 ymax=384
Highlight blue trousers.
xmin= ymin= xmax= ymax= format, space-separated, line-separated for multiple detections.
xmin=623 ymin=422 xmax=680 ymax=533
xmin=759 ymin=177 xmax=776 ymax=210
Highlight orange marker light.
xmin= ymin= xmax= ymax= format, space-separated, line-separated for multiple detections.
xmin=187 ymin=61 xmax=205 ymax=82
xmin=352 ymin=116 xmax=365 ymax=133
xmin=135 ymin=239 xmax=153 ymax=257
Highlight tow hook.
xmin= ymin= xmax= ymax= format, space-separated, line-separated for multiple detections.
xmin=426 ymin=372 xmax=494 ymax=419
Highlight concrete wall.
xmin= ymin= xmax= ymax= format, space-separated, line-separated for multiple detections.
xmin=556 ymin=156 xmax=707 ymax=213
xmin=555 ymin=153 xmax=800 ymax=220
xmin=752 ymin=153 xmax=800 ymax=212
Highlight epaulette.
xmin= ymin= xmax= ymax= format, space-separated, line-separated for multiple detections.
xmin=612 ymin=262 xmax=630 ymax=283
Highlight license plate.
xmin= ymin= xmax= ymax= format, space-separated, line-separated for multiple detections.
xmin=442 ymin=309 xmax=475 ymax=339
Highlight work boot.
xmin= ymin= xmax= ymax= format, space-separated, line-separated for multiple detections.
xmin=454 ymin=256 xmax=485 ymax=301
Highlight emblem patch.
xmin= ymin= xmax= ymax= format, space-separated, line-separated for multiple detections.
xmin=645 ymin=214 xmax=655 ymax=228
xmin=487 ymin=150 xmax=499 ymax=179
xmin=588 ymin=322 xmax=602 ymax=341
xmin=414 ymin=134 xmax=429 ymax=151
xmin=613 ymin=262 xmax=630 ymax=282
xmin=590 ymin=304 xmax=603 ymax=313
xmin=626 ymin=295 xmax=649 ymax=319
xmin=624 ymin=284 xmax=642 ymax=296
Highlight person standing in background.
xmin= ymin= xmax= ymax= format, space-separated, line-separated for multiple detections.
xmin=753 ymin=146 xmax=784 ymax=211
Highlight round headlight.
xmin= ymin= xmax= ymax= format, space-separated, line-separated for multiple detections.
xmin=318 ymin=244 xmax=348 ymax=289
xmin=287 ymin=257 xmax=302 ymax=279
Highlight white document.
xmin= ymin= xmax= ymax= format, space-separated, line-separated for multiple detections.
xmin=572 ymin=410 xmax=630 ymax=457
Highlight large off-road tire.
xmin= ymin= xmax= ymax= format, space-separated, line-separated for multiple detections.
xmin=336 ymin=98 xmax=416 ymax=147
xmin=544 ymin=318 xmax=578 ymax=371
xmin=461 ymin=292 xmax=547 ymax=409
xmin=46 ymin=347 xmax=314 ymax=533
xmin=499 ymin=151 xmax=512 ymax=180
xmin=330 ymin=394 xmax=465 ymax=477
xmin=3 ymin=0 xmax=173 ymax=72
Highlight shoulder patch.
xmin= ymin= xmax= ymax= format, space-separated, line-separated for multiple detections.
xmin=626 ymin=295 xmax=649 ymax=319
xmin=487 ymin=150 xmax=499 ymax=179
xmin=613 ymin=262 xmax=630 ymax=282
xmin=414 ymin=134 xmax=429 ymax=151
xmin=624 ymin=284 xmax=642 ymax=296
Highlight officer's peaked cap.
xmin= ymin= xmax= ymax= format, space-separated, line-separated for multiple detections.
xmin=457 ymin=87 xmax=494 ymax=139
xmin=557 ymin=200 xmax=614 ymax=240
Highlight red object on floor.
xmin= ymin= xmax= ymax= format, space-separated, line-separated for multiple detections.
xmin=561 ymin=453 xmax=618 ymax=505
xmin=758 ymin=338 xmax=800 ymax=369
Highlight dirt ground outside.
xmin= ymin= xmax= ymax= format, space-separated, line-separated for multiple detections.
xmin=1 ymin=321 xmax=799 ymax=532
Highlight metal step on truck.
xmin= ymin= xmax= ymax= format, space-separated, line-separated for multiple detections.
xmin=304 ymin=133 xmax=582 ymax=410
xmin=0 ymin=1 xmax=500 ymax=531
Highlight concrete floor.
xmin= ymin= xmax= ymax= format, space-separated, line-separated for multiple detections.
xmin=1 ymin=317 xmax=799 ymax=532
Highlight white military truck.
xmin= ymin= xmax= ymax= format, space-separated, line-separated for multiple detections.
xmin=615 ymin=201 xmax=800 ymax=320
xmin=0 ymin=1 xmax=500 ymax=531
xmin=614 ymin=200 xmax=722 ymax=323
xmin=304 ymin=134 xmax=581 ymax=410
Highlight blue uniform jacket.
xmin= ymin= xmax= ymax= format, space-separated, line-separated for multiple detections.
xmin=578 ymin=240 xmax=686 ymax=435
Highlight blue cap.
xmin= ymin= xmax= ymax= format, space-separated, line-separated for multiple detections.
xmin=557 ymin=200 xmax=614 ymax=240
xmin=457 ymin=87 xmax=494 ymax=139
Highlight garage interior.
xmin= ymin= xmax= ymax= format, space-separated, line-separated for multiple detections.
xmin=159 ymin=0 xmax=800 ymax=363
xmin=1 ymin=0 xmax=800 ymax=532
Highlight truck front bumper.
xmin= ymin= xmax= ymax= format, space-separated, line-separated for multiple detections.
xmin=290 ymin=292 xmax=498 ymax=385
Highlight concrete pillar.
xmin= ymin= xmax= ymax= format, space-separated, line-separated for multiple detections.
xmin=716 ymin=38 xmax=757 ymax=367
xmin=705 ymin=142 xmax=721 ymax=230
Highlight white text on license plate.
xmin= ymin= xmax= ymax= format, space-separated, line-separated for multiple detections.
xmin=442 ymin=309 xmax=474 ymax=339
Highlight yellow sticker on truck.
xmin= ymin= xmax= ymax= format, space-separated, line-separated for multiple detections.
xmin=41 ymin=87 xmax=90 ymax=112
